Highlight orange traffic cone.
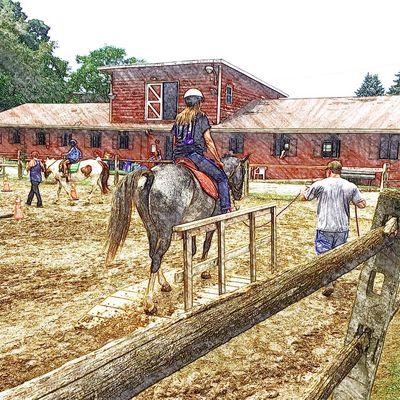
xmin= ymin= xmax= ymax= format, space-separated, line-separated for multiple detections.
xmin=70 ymin=183 xmax=79 ymax=200
xmin=14 ymin=196 xmax=24 ymax=221
xmin=2 ymin=177 xmax=11 ymax=192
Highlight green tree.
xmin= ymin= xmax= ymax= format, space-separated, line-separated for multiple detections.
xmin=355 ymin=72 xmax=385 ymax=97
xmin=0 ymin=0 xmax=69 ymax=111
xmin=387 ymin=72 xmax=400 ymax=95
xmin=68 ymin=46 xmax=143 ymax=102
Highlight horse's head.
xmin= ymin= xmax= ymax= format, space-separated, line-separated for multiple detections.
xmin=222 ymin=154 xmax=250 ymax=201
xmin=43 ymin=158 xmax=56 ymax=179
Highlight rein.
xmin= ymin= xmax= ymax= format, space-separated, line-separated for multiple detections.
xmin=239 ymin=192 xmax=301 ymax=229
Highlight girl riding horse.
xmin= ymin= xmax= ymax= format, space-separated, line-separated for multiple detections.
xmin=106 ymin=88 xmax=248 ymax=314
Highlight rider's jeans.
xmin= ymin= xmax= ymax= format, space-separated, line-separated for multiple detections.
xmin=187 ymin=152 xmax=231 ymax=213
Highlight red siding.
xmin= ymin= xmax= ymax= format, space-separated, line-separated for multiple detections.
xmin=110 ymin=62 xmax=285 ymax=125
xmin=220 ymin=65 xmax=284 ymax=121
xmin=1 ymin=127 xmax=399 ymax=187
xmin=214 ymin=132 xmax=400 ymax=186
xmin=0 ymin=128 xmax=168 ymax=161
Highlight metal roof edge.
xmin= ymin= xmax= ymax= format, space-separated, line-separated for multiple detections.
xmin=0 ymin=123 xmax=172 ymax=132
xmin=211 ymin=127 xmax=400 ymax=134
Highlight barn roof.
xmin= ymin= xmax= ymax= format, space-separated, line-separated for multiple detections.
xmin=2 ymin=96 xmax=400 ymax=134
xmin=0 ymin=103 xmax=171 ymax=131
xmin=214 ymin=95 xmax=400 ymax=134
xmin=99 ymin=59 xmax=288 ymax=97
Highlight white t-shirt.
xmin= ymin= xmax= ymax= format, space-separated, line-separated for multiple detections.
xmin=304 ymin=177 xmax=364 ymax=232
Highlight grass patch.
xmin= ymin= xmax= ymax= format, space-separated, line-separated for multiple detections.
xmin=374 ymin=358 xmax=400 ymax=399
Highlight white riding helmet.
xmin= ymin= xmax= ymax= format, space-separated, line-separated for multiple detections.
xmin=184 ymin=88 xmax=203 ymax=99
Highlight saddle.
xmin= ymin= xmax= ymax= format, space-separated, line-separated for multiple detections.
xmin=176 ymin=158 xmax=219 ymax=200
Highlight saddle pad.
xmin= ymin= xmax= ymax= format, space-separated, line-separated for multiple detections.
xmin=70 ymin=162 xmax=80 ymax=173
xmin=176 ymin=158 xmax=219 ymax=200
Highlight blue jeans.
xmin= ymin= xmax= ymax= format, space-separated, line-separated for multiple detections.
xmin=315 ymin=230 xmax=349 ymax=255
xmin=186 ymin=152 xmax=231 ymax=213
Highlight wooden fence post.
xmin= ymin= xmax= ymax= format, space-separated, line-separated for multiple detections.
xmin=183 ymin=231 xmax=193 ymax=311
xmin=1 ymin=157 xmax=5 ymax=179
xmin=249 ymin=212 xmax=256 ymax=282
xmin=114 ymin=155 xmax=119 ymax=185
xmin=217 ymin=220 xmax=226 ymax=295
xmin=270 ymin=206 xmax=277 ymax=272
xmin=333 ymin=190 xmax=400 ymax=400
xmin=379 ymin=162 xmax=388 ymax=192
xmin=17 ymin=150 xmax=23 ymax=180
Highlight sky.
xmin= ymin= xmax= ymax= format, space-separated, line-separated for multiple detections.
xmin=17 ymin=0 xmax=400 ymax=98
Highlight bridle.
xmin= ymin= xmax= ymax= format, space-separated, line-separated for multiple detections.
xmin=227 ymin=161 xmax=245 ymax=200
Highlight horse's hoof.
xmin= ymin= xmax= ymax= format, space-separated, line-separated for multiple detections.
xmin=201 ymin=271 xmax=212 ymax=280
xmin=161 ymin=283 xmax=172 ymax=292
xmin=144 ymin=305 xmax=157 ymax=315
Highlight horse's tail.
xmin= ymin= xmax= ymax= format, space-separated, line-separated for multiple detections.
xmin=98 ymin=160 xmax=110 ymax=194
xmin=105 ymin=170 xmax=153 ymax=265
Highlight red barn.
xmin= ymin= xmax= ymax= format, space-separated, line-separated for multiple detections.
xmin=0 ymin=59 xmax=286 ymax=161
xmin=213 ymin=96 xmax=400 ymax=186
xmin=0 ymin=59 xmax=399 ymax=186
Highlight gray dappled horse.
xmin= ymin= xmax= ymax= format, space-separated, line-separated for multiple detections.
xmin=105 ymin=154 xmax=249 ymax=314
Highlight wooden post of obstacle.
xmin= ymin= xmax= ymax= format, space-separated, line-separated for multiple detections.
xmin=249 ymin=211 xmax=256 ymax=282
xmin=114 ymin=154 xmax=119 ymax=185
xmin=217 ymin=220 xmax=226 ymax=295
xmin=379 ymin=162 xmax=389 ymax=192
xmin=333 ymin=190 xmax=400 ymax=400
xmin=183 ymin=231 xmax=193 ymax=311
xmin=270 ymin=205 xmax=277 ymax=272
xmin=1 ymin=157 xmax=5 ymax=179
xmin=17 ymin=150 xmax=23 ymax=180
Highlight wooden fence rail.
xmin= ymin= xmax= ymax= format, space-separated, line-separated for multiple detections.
xmin=173 ymin=204 xmax=277 ymax=311
xmin=1 ymin=193 xmax=397 ymax=400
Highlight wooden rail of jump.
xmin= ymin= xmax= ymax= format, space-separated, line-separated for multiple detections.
xmin=173 ymin=204 xmax=277 ymax=311
xmin=1 ymin=190 xmax=398 ymax=400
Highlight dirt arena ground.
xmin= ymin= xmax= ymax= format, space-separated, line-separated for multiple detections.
xmin=0 ymin=178 xmax=399 ymax=399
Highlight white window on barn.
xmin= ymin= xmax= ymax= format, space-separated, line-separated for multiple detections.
xmin=226 ymin=85 xmax=233 ymax=104
xmin=145 ymin=82 xmax=178 ymax=121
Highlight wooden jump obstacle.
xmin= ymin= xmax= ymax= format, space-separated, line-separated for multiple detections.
xmin=1 ymin=190 xmax=398 ymax=400
xmin=250 ymin=162 xmax=390 ymax=191
xmin=173 ymin=204 xmax=277 ymax=311
xmin=0 ymin=151 xmax=24 ymax=180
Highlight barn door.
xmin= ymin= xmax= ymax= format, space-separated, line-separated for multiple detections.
xmin=146 ymin=83 xmax=162 ymax=120
xmin=162 ymin=82 xmax=178 ymax=120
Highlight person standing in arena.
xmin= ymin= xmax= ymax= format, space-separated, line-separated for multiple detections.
xmin=300 ymin=160 xmax=366 ymax=296
xmin=26 ymin=153 xmax=44 ymax=208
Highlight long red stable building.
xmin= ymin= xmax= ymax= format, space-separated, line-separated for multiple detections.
xmin=0 ymin=59 xmax=399 ymax=185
